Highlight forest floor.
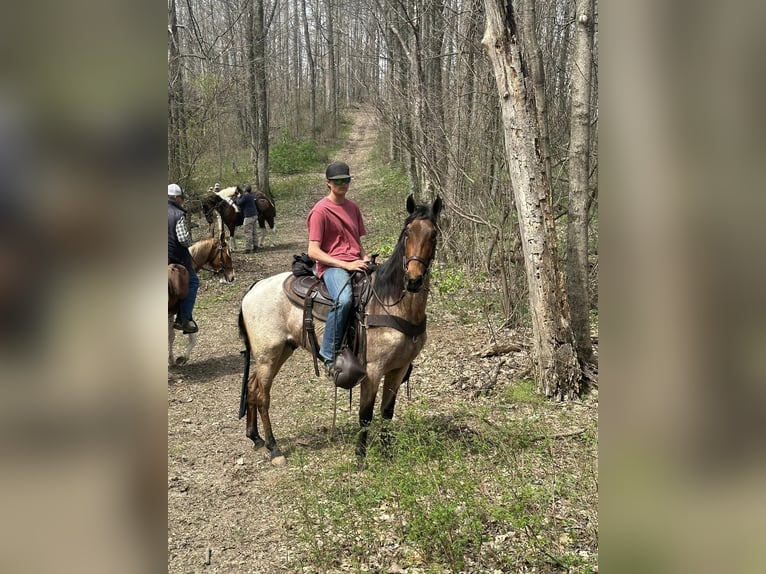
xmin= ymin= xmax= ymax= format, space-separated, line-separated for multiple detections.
xmin=168 ymin=108 xmax=599 ymax=574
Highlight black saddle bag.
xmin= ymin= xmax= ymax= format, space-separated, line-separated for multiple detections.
xmin=292 ymin=253 xmax=315 ymax=277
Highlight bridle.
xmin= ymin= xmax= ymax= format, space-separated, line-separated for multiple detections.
xmin=371 ymin=221 xmax=438 ymax=308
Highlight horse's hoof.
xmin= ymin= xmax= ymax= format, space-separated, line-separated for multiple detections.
xmin=175 ymin=357 xmax=188 ymax=366
xmin=271 ymin=455 xmax=286 ymax=466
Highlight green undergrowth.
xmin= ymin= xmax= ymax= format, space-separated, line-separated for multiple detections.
xmin=282 ymin=401 xmax=598 ymax=573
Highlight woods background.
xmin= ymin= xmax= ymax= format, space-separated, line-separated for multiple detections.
xmin=168 ymin=0 xmax=599 ymax=397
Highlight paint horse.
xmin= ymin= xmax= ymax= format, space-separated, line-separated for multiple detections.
xmin=238 ymin=195 xmax=442 ymax=465
xmin=202 ymin=186 xmax=244 ymax=247
xmin=254 ymin=192 xmax=276 ymax=248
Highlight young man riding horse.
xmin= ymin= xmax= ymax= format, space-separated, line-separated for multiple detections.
xmin=306 ymin=161 xmax=371 ymax=375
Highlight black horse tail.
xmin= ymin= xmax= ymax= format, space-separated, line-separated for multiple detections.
xmin=238 ymin=307 xmax=251 ymax=420
xmin=238 ymin=280 xmax=260 ymax=419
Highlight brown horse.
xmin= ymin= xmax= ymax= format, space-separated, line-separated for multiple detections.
xmin=254 ymin=192 xmax=276 ymax=248
xmin=238 ymin=195 xmax=442 ymax=465
xmin=168 ymin=233 xmax=235 ymax=366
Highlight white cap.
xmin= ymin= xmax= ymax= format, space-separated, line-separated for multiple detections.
xmin=168 ymin=183 xmax=183 ymax=196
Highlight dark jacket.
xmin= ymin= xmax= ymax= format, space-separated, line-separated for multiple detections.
xmin=236 ymin=192 xmax=258 ymax=218
xmin=168 ymin=200 xmax=193 ymax=268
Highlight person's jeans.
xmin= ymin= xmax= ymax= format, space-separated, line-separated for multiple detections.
xmin=179 ymin=265 xmax=199 ymax=322
xmin=242 ymin=215 xmax=257 ymax=250
xmin=320 ymin=267 xmax=353 ymax=365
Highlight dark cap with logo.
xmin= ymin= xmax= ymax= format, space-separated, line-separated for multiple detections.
xmin=325 ymin=161 xmax=351 ymax=180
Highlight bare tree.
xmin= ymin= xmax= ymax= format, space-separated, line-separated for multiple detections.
xmin=251 ymin=0 xmax=270 ymax=195
xmin=482 ymin=0 xmax=583 ymax=399
xmin=168 ymin=0 xmax=187 ymax=183
xmin=566 ymin=0 xmax=596 ymax=364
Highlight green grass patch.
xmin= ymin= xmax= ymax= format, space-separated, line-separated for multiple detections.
xmin=282 ymin=403 xmax=596 ymax=573
xmin=270 ymin=130 xmax=330 ymax=175
xmin=501 ymin=378 xmax=545 ymax=406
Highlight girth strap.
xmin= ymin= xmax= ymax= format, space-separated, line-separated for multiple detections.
xmin=366 ymin=314 xmax=427 ymax=337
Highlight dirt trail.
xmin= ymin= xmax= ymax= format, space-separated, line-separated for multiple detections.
xmin=168 ymin=107 xmax=383 ymax=573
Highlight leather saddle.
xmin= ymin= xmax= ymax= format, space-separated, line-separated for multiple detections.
xmin=283 ymin=274 xmax=371 ymax=322
xmin=283 ymin=273 xmax=374 ymax=387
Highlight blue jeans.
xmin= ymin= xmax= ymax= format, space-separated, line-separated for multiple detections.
xmin=179 ymin=265 xmax=199 ymax=322
xmin=320 ymin=267 xmax=353 ymax=365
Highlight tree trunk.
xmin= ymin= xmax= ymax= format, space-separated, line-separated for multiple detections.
xmin=519 ymin=0 xmax=552 ymax=183
xmin=168 ymin=0 xmax=186 ymax=183
xmin=246 ymin=0 xmax=259 ymax=179
xmin=566 ymin=0 xmax=595 ymax=364
xmin=482 ymin=0 xmax=582 ymax=399
xmin=324 ymin=0 xmax=337 ymax=138
xmin=253 ymin=0 xmax=271 ymax=196
xmin=300 ymin=0 xmax=317 ymax=136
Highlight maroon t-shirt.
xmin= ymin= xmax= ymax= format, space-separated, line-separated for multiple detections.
xmin=306 ymin=197 xmax=367 ymax=277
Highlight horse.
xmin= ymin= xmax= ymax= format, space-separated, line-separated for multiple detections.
xmin=254 ymin=192 xmax=276 ymax=248
xmin=202 ymin=186 xmax=244 ymax=246
xmin=168 ymin=233 xmax=235 ymax=366
xmin=189 ymin=232 xmax=236 ymax=284
xmin=238 ymin=195 xmax=442 ymax=465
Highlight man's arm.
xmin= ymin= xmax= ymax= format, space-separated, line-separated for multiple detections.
xmin=175 ymin=217 xmax=193 ymax=248
xmin=307 ymin=240 xmax=368 ymax=272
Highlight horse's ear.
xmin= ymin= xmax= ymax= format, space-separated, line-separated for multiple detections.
xmin=406 ymin=194 xmax=416 ymax=214
xmin=432 ymin=196 xmax=443 ymax=218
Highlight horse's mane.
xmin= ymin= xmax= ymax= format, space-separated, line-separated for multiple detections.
xmin=373 ymin=202 xmax=437 ymax=301
xmin=189 ymin=236 xmax=217 ymax=260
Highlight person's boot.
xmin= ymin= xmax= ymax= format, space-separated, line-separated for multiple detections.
xmin=181 ymin=319 xmax=198 ymax=334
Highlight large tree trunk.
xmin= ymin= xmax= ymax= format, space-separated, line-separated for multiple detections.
xmin=482 ymin=0 xmax=582 ymax=399
xmin=519 ymin=0 xmax=552 ymax=183
xmin=566 ymin=0 xmax=596 ymax=364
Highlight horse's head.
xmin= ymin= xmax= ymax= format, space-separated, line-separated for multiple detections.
xmin=402 ymin=195 xmax=442 ymax=293
xmin=211 ymin=232 xmax=235 ymax=283
xmin=202 ymin=195 xmax=220 ymax=224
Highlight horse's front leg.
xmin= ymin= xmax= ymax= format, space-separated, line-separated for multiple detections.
xmin=356 ymin=377 xmax=381 ymax=462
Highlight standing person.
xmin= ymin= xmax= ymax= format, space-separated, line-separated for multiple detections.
xmin=168 ymin=184 xmax=199 ymax=333
xmin=306 ymin=161 xmax=370 ymax=371
xmin=236 ymin=183 xmax=259 ymax=253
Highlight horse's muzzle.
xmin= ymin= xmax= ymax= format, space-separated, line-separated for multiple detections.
xmin=405 ymin=275 xmax=424 ymax=292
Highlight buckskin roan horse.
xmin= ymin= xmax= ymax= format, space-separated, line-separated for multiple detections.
xmin=238 ymin=195 xmax=442 ymax=465
xmin=168 ymin=233 xmax=235 ymax=366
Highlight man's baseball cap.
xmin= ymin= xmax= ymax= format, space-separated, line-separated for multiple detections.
xmin=168 ymin=183 xmax=184 ymax=197
xmin=325 ymin=161 xmax=351 ymax=180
